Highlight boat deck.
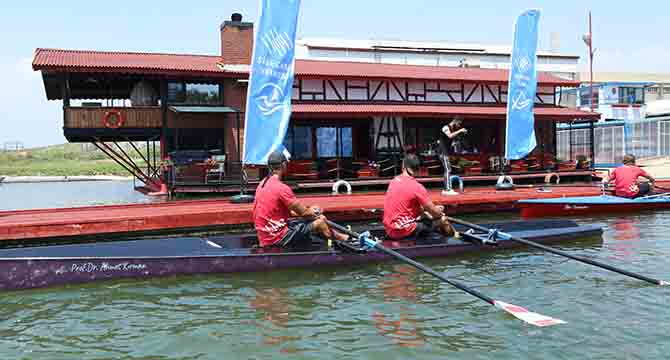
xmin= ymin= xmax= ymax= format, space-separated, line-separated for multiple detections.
xmin=0 ymin=183 xmax=607 ymax=242
xmin=0 ymin=220 xmax=603 ymax=291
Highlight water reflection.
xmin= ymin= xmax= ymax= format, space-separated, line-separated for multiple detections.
xmin=373 ymin=265 xmax=426 ymax=348
xmin=248 ymin=287 xmax=301 ymax=353
xmin=608 ymin=218 xmax=641 ymax=260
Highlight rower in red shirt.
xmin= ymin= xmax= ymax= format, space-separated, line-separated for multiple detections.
xmin=252 ymin=149 xmax=348 ymax=249
xmin=383 ymin=154 xmax=455 ymax=241
xmin=604 ymin=154 xmax=655 ymax=198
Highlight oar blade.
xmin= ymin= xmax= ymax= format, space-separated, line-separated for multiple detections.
xmin=493 ymin=300 xmax=566 ymax=327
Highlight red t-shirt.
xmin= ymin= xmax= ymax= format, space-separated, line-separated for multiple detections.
xmin=252 ymin=175 xmax=297 ymax=247
xmin=383 ymin=174 xmax=432 ymax=239
xmin=610 ymin=165 xmax=650 ymax=198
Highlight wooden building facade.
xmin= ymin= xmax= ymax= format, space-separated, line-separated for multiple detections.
xmin=32 ymin=14 xmax=599 ymax=194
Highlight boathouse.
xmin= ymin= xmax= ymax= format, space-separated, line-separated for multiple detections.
xmin=32 ymin=13 xmax=600 ymax=194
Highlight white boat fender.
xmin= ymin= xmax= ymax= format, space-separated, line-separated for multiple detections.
xmin=332 ymin=179 xmax=352 ymax=195
xmin=496 ymin=175 xmax=515 ymax=190
xmin=449 ymin=175 xmax=464 ymax=193
xmin=544 ymin=173 xmax=560 ymax=184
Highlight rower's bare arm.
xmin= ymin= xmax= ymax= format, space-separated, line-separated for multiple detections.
xmin=423 ymin=201 xmax=444 ymax=219
xmin=645 ymin=174 xmax=656 ymax=183
xmin=289 ymin=201 xmax=319 ymax=220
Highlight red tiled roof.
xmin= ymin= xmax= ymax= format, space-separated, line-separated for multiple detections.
xmin=298 ymin=59 xmax=576 ymax=86
xmin=291 ymin=104 xmax=600 ymax=120
xmin=33 ymin=48 xmax=579 ymax=86
xmin=32 ymin=48 xmax=224 ymax=76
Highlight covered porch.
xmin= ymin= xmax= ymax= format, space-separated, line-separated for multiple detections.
xmin=271 ymin=103 xmax=600 ymax=188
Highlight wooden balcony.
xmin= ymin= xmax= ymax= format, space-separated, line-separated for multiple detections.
xmin=65 ymin=107 xmax=162 ymax=129
xmin=63 ymin=107 xmax=162 ymax=142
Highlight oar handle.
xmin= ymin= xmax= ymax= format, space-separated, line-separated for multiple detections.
xmin=327 ymin=220 xmax=360 ymax=238
xmin=445 ymin=216 xmax=665 ymax=286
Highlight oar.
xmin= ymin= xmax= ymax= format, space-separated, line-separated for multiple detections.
xmin=652 ymin=184 xmax=670 ymax=193
xmin=445 ymin=216 xmax=667 ymax=286
xmin=326 ymin=220 xmax=565 ymax=327
xmin=640 ymin=191 xmax=670 ymax=200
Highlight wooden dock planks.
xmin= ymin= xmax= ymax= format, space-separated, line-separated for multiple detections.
xmin=0 ymin=184 xmax=610 ymax=242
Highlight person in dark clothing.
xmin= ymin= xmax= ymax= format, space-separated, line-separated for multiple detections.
xmin=438 ymin=117 xmax=468 ymax=195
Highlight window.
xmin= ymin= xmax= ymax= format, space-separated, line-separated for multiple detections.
xmin=284 ymin=126 xmax=312 ymax=159
xmin=339 ymin=127 xmax=353 ymax=157
xmin=168 ymin=82 xmax=221 ymax=104
xmin=579 ymin=87 xmax=599 ymax=107
xmin=316 ymin=127 xmax=353 ymax=157
xmin=167 ymin=83 xmax=185 ymax=103
xmin=317 ymin=127 xmax=337 ymax=157
xmin=185 ymin=84 xmax=220 ymax=104
xmin=619 ymin=87 xmax=644 ymax=104
xmin=285 ymin=125 xmax=352 ymax=159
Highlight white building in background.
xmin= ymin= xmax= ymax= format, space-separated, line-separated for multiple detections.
xmin=295 ymin=38 xmax=580 ymax=80
xmin=568 ymin=72 xmax=670 ymax=122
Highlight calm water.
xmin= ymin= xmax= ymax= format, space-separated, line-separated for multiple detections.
xmin=0 ymin=181 xmax=154 ymax=211
xmin=1 ymin=183 xmax=670 ymax=359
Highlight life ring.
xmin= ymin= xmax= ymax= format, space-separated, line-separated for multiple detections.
xmin=332 ymin=179 xmax=352 ymax=195
xmin=449 ymin=175 xmax=464 ymax=193
xmin=495 ymin=175 xmax=515 ymax=190
xmin=103 ymin=110 xmax=124 ymax=129
xmin=544 ymin=173 xmax=560 ymax=185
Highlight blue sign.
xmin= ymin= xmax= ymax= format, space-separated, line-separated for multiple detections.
xmin=242 ymin=0 xmax=301 ymax=165
xmin=505 ymin=9 xmax=541 ymax=160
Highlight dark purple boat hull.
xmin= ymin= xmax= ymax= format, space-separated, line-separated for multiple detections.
xmin=0 ymin=221 xmax=602 ymax=291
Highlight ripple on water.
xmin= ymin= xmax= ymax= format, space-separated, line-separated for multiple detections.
xmin=2 ymin=215 xmax=670 ymax=358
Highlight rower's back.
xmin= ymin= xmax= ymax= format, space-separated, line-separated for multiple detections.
xmin=383 ymin=173 xmax=431 ymax=239
xmin=252 ymin=175 xmax=296 ymax=247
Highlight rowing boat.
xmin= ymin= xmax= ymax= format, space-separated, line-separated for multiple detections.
xmin=0 ymin=219 xmax=601 ymax=291
xmin=518 ymin=194 xmax=670 ymax=218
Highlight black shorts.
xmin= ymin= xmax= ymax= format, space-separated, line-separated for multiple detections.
xmin=278 ymin=220 xmax=323 ymax=250
xmin=407 ymin=218 xmax=446 ymax=244
xmin=637 ymin=182 xmax=651 ymax=197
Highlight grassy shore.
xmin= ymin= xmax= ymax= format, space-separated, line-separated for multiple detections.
xmin=0 ymin=143 xmax=142 ymax=176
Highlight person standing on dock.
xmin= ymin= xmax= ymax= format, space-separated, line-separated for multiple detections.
xmin=383 ymin=154 xmax=455 ymax=241
xmin=604 ymin=154 xmax=656 ymax=198
xmin=438 ymin=117 xmax=468 ymax=195
xmin=252 ymin=149 xmax=348 ymax=249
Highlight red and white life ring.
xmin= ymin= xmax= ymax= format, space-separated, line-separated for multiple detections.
xmin=103 ymin=110 xmax=125 ymax=129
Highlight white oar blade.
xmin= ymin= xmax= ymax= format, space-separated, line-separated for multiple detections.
xmin=493 ymin=300 xmax=566 ymax=327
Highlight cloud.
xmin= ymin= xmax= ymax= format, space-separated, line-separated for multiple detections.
xmin=0 ymin=55 xmax=64 ymax=148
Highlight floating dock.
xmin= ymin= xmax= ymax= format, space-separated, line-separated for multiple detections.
xmin=0 ymin=184 xmax=609 ymax=242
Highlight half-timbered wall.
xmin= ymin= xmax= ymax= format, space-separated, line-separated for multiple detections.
xmin=372 ymin=116 xmax=404 ymax=150
xmin=293 ymin=78 xmax=556 ymax=105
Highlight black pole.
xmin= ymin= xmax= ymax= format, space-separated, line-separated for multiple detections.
xmin=325 ymin=220 xmax=495 ymax=305
xmin=445 ymin=216 xmax=665 ymax=285
xmin=230 ymin=111 xmax=254 ymax=203
xmin=589 ymin=119 xmax=595 ymax=170
xmin=237 ymin=112 xmax=241 ymax=164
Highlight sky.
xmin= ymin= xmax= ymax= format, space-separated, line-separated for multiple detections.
xmin=1 ymin=0 xmax=669 ymax=147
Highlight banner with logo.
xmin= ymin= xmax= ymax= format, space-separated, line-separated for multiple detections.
xmin=242 ymin=0 xmax=301 ymax=165
xmin=505 ymin=9 xmax=541 ymax=160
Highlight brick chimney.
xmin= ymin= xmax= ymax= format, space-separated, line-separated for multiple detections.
xmin=221 ymin=13 xmax=254 ymax=64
